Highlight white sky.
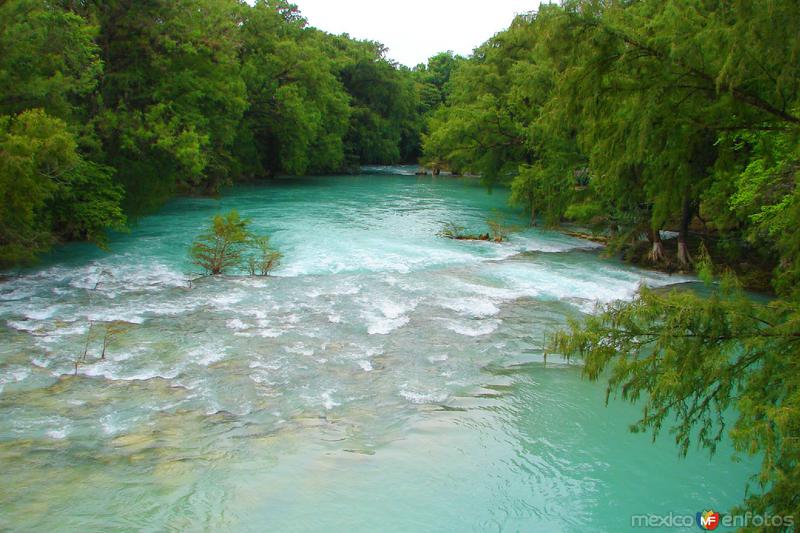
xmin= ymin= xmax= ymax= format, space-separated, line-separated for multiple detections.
xmin=294 ymin=0 xmax=544 ymax=67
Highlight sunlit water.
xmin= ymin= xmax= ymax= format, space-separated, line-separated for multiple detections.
xmin=0 ymin=169 xmax=755 ymax=531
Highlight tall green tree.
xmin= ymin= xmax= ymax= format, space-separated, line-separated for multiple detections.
xmin=413 ymin=51 xmax=463 ymax=111
xmin=423 ymin=8 xmax=580 ymax=224
xmin=0 ymin=0 xmax=102 ymax=122
xmin=92 ymin=0 xmax=247 ymax=212
xmin=541 ymin=0 xmax=800 ymax=524
xmin=0 ymin=109 xmax=124 ymax=267
xmin=543 ymin=0 xmax=800 ymax=264
xmin=334 ymin=37 xmax=421 ymax=165
xmin=237 ymin=1 xmax=350 ymax=177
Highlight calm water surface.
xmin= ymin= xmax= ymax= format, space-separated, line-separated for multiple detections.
xmin=0 ymin=168 xmax=755 ymax=531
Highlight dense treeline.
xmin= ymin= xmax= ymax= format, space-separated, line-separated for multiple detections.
xmin=424 ymin=1 xmax=799 ymax=280
xmin=423 ymin=1 xmax=800 ymax=523
xmin=0 ymin=0 xmax=457 ymax=266
xmin=5 ymin=0 xmax=799 ymax=521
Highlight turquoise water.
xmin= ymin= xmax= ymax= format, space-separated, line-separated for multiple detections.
xmin=0 ymin=169 xmax=754 ymax=531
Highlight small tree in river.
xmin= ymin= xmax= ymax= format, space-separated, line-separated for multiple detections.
xmin=190 ymin=210 xmax=251 ymax=275
xmin=246 ymin=236 xmax=282 ymax=276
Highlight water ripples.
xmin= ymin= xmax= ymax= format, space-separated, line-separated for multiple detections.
xmin=0 ymin=175 xmax=748 ymax=531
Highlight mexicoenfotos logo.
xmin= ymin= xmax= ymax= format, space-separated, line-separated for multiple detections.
xmin=696 ymin=510 xmax=721 ymax=530
xmin=631 ymin=509 xmax=793 ymax=529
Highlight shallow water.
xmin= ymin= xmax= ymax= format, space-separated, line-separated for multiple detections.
xmin=0 ymin=170 xmax=754 ymax=531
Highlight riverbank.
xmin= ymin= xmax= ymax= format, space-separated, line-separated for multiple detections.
xmin=560 ymin=225 xmax=776 ymax=294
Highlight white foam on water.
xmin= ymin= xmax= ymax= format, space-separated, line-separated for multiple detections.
xmin=235 ymin=327 xmax=283 ymax=338
xmin=30 ymin=356 xmax=52 ymax=369
xmin=364 ymin=345 xmax=384 ymax=357
xmin=507 ymin=231 xmax=603 ymax=254
xmin=211 ymin=290 xmax=248 ymax=310
xmin=446 ymin=278 xmax=521 ymax=301
xmin=321 ymin=390 xmax=340 ymax=410
xmin=257 ymin=329 xmax=284 ymax=338
xmin=24 ymin=305 xmax=61 ymax=321
xmin=143 ymin=299 xmax=201 ymax=317
xmin=232 ymin=277 xmax=271 ymax=289
xmin=68 ymin=260 xmax=188 ymax=296
xmin=100 ymin=414 xmax=124 ymax=436
xmin=106 ymin=346 xmax=147 ymax=363
xmin=367 ymin=315 xmax=409 ymax=335
xmin=47 ymin=429 xmax=68 ymax=440
xmin=0 ymin=287 xmax=36 ymax=301
xmin=284 ymin=343 xmax=315 ymax=357
xmin=380 ymin=299 xmax=413 ymax=319
xmin=0 ymin=367 xmax=31 ymax=391
xmin=432 ymin=254 xmax=688 ymax=316
xmin=436 ymin=297 xmax=500 ymax=317
xmin=49 ymin=323 xmax=90 ymax=336
xmin=243 ymin=309 xmax=268 ymax=320
xmin=279 ymin=234 xmax=482 ymax=277
xmin=51 ymin=287 xmax=74 ymax=296
xmin=85 ymin=309 xmax=145 ymax=324
xmin=81 ymin=361 xmax=180 ymax=382
xmin=6 ymin=320 xmax=44 ymax=332
xmin=485 ymin=260 xmax=684 ymax=311
xmin=249 ymin=370 xmax=275 ymax=386
xmin=399 ymin=387 xmax=448 ymax=405
xmin=226 ymin=318 xmax=249 ymax=331
xmin=361 ymin=296 xmax=417 ymax=335
xmin=36 ymin=322 xmax=91 ymax=345
xmin=307 ymin=282 xmax=362 ymax=298
xmin=357 ymin=360 xmax=373 ymax=372
xmin=361 ymin=164 xmax=420 ymax=176
xmin=428 ymin=354 xmax=449 ymax=363
xmin=249 ymin=359 xmax=284 ymax=371
xmin=571 ymin=298 xmax=604 ymax=314
xmin=440 ymin=318 xmax=502 ymax=337
xmin=188 ymin=344 xmax=227 ymax=366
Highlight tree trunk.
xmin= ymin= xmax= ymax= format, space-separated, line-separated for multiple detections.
xmin=529 ymin=193 xmax=537 ymax=227
xmin=677 ymin=192 xmax=694 ymax=266
xmin=649 ymin=228 xmax=665 ymax=262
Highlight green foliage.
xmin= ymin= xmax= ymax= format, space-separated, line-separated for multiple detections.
xmin=238 ymin=3 xmax=350 ymax=176
xmin=532 ymin=0 xmax=800 ymax=521
xmin=49 ymin=160 xmax=126 ymax=246
xmin=726 ymin=130 xmax=800 ymax=297
xmin=93 ymin=0 xmax=248 ymax=204
xmin=437 ymin=221 xmax=466 ymax=239
xmin=422 ymin=7 xmax=582 ymax=224
xmin=0 ymin=0 xmax=435 ymax=268
xmin=415 ymin=0 xmax=800 ymax=522
xmin=563 ymin=201 xmax=604 ymax=226
xmin=337 ymin=37 xmax=422 ymax=165
xmin=0 ymin=0 xmax=102 ymax=120
xmin=190 ymin=210 xmax=282 ymax=277
xmin=511 ymin=162 xmax=573 ymax=227
xmin=425 ymin=0 xmax=800 ymax=267
xmin=552 ymin=276 xmax=800 ymax=524
xmin=190 ymin=210 xmax=252 ymax=276
xmin=246 ymin=236 xmax=282 ymax=277
xmin=412 ymin=51 xmax=465 ymax=141
xmin=2 ymin=0 xmax=799 ymax=522
xmin=413 ymin=51 xmax=462 ymax=109
xmin=0 ymin=109 xmax=124 ymax=267
xmin=486 ymin=214 xmax=517 ymax=242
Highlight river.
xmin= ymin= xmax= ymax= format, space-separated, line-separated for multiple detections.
xmin=0 ymin=167 xmax=754 ymax=531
